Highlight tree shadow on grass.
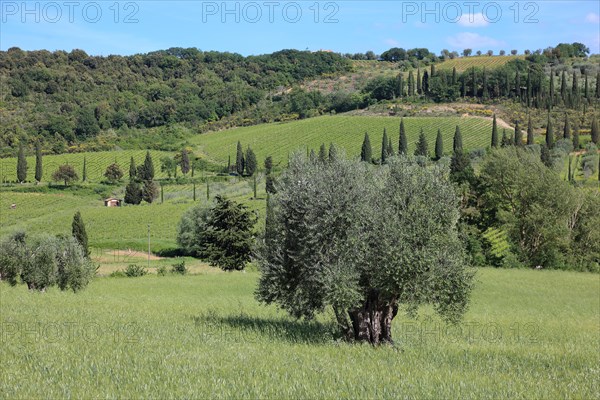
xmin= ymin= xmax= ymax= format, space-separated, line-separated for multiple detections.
xmin=192 ymin=310 xmax=337 ymax=345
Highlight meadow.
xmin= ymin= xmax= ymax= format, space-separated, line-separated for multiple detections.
xmin=0 ymin=268 xmax=598 ymax=399
xmin=190 ymin=115 xmax=495 ymax=165
xmin=436 ymin=55 xmax=525 ymax=72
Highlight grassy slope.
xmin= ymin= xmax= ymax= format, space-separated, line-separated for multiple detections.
xmin=190 ymin=115 xmax=493 ymax=164
xmin=0 ymin=179 xmax=265 ymax=252
xmin=437 ymin=55 xmax=524 ymax=72
xmin=0 ymin=268 xmax=598 ymax=398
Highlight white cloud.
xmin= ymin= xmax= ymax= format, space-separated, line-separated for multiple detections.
xmin=458 ymin=13 xmax=489 ymax=27
xmin=585 ymin=13 xmax=599 ymax=24
xmin=446 ymin=32 xmax=505 ymax=49
xmin=385 ymin=38 xmax=400 ymax=47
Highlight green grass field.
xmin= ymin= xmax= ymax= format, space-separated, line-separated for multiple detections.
xmin=437 ymin=55 xmax=524 ymax=72
xmin=0 ymin=150 xmax=171 ymax=183
xmin=191 ymin=115 xmax=494 ymax=164
xmin=1 ymin=268 xmax=598 ymax=398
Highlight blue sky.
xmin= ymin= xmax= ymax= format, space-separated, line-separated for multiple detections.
xmin=1 ymin=1 xmax=599 ymax=56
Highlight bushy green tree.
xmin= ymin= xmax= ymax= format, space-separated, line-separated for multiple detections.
xmin=52 ymin=165 xmax=78 ymax=186
xmin=124 ymin=181 xmax=142 ymax=205
xmin=142 ymin=180 xmax=159 ymax=203
xmin=180 ymin=148 xmax=190 ymax=175
xmin=256 ymin=154 xmax=473 ymax=344
xmin=104 ymin=163 xmax=123 ymax=183
xmin=177 ymin=195 xmax=256 ymax=270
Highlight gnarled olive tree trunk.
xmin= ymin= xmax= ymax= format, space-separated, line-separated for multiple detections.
xmin=335 ymin=292 xmax=398 ymax=345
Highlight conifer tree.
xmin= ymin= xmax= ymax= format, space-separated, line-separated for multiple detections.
xmin=142 ymin=180 xmax=159 ymax=203
xmin=399 ymin=119 xmax=408 ymax=155
xmin=572 ymin=122 xmax=580 ymax=149
xmin=245 ymin=147 xmax=257 ymax=176
xmin=471 ymin=67 xmax=476 ymax=97
xmin=546 ymin=115 xmax=554 ymax=148
xmin=142 ymin=151 xmax=154 ymax=181
xmin=381 ymin=128 xmax=389 ymax=164
xmin=35 ymin=142 xmax=43 ymax=183
xmin=572 ymin=72 xmax=579 ymax=97
xmin=328 ymin=143 xmax=338 ymax=162
xmin=361 ymin=132 xmax=372 ymax=162
xmin=514 ymin=120 xmax=523 ymax=146
xmin=416 ymin=68 xmax=422 ymax=94
xmin=124 ymin=181 xmax=142 ymax=205
xmin=414 ymin=129 xmax=428 ymax=157
xmin=407 ymin=71 xmax=414 ymax=96
xmin=72 ymin=211 xmax=89 ymax=258
xmin=540 ymin=144 xmax=552 ymax=168
xmin=309 ymin=149 xmax=317 ymax=163
xmin=17 ymin=143 xmax=27 ymax=183
xmin=549 ymin=69 xmax=555 ymax=106
xmin=422 ymin=71 xmax=429 ymax=95
xmin=318 ymin=143 xmax=327 ymax=163
xmin=236 ymin=141 xmax=245 ymax=176
xmin=591 ymin=118 xmax=599 ymax=144
xmin=527 ymin=115 xmax=534 ymax=145
xmin=482 ymin=68 xmax=488 ymax=99
xmin=453 ymin=125 xmax=463 ymax=153
xmin=584 ymin=73 xmax=589 ymax=100
xmin=129 ymin=156 xmax=136 ymax=180
xmin=596 ymin=72 xmax=600 ymax=99
xmin=451 ymin=67 xmax=457 ymax=85
xmin=491 ymin=114 xmax=499 ymax=148
xmin=563 ymin=114 xmax=571 ymax=139
xmin=180 ymin=148 xmax=190 ymax=175
xmin=560 ymin=71 xmax=567 ymax=102
xmin=434 ymin=128 xmax=443 ymax=160
xmin=82 ymin=156 xmax=87 ymax=182
xmin=501 ymin=129 xmax=512 ymax=147
xmin=387 ymin=137 xmax=394 ymax=158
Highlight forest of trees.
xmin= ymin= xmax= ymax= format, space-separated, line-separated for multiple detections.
xmin=0 ymin=48 xmax=352 ymax=154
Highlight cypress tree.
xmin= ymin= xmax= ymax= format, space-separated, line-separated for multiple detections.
xmin=245 ymin=147 xmax=257 ymax=176
xmin=450 ymin=150 xmax=474 ymax=185
xmin=584 ymin=73 xmax=589 ymax=100
xmin=515 ymin=70 xmax=521 ymax=99
xmin=416 ymin=68 xmax=422 ymax=94
xmin=540 ymin=144 xmax=552 ymax=168
xmin=501 ymin=129 xmax=513 ymax=147
xmin=82 ymin=156 xmax=87 ymax=182
xmin=560 ymin=71 xmax=567 ymax=103
xmin=328 ymin=143 xmax=338 ymax=162
xmin=572 ymin=122 xmax=580 ymax=150
xmin=17 ymin=143 xmax=27 ymax=183
xmin=422 ymin=71 xmax=429 ymax=95
xmin=193 ymin=182 xmax=196 ymax=201
xmin=309 ymin=149 xmax=316 ymax=163
xmin=180 ymin=148 xmax=190 ymax=175
xmin=318 ymin=143 xmax=327 ymax=163
xmin=514 ymin=120 xmax=523 ymax=146
xmin=399 ymin=119 xmax=408 ymax=155
xmin=545 ymin=115 xmax=554 ymax=148
xmin=491 ymin=114 xmax=499 ymax=148
xmin=414 ymin=128 xmax=428 ymax=157
xmin=527 ymin=114 xmax=534 ymax=145
xmin=407 ymin=71 xmax=414 ymax=96
xmin=124 ymin=181 xmax=142 ymax=205
xmin=361 ymin=132 xmax=372 ymax=162
xmin=206 ymin=179 xmax=210 ymax=200
xmin=451 ymin=67 xmax=457 ymax=85
xmin=381 ymin=128 xmax=389 ymax=164
xmin=591 ymin=118 xmax=599 ymax=144
xmin=227 ymin=155 xmax=231 ymax=174
xmin=387 ymin=137 xmax=394 ymax=158
xmin=142 ymin=180 xmax=159 ymax=203
xmin=236 ymin=141 xmax=245 ymax=176
xmin=549 ymin=69 xmax=555 ymax=106
xmin=434 ymin=128 xmax=443 ymax=160
xmin=35 ymin=142 xmax=43 ymax=183
xmin=453 ymin=125 xmax=463 ymax=153
xmin=397 ymin=74 xmax=404 ymax=98
xmin=129 ymin=156 xmax=136 ymax=180
xmin=572 ymin=72 xmax=579 ymax=97
xmin=596 ymin=72 xmax=600 ymax=99
xmin=142 ymin=151 xmax=154 ymax=181
xmin=161 ymin=182 xmax=164 ymax=203
xmin=471 ymin=67 xmax=477 ymax=97
xmin=72 ymin=211 xmax=89 ymax=258
xmin=253 ymin=175 xmax=257 ymax=199
xmin=482 ymin=68 xmax=489 ymax=99
xmin=563 ymin=114 xmax=571 ymax=139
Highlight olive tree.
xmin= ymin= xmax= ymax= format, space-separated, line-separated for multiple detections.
xmin=256 ymin=154 xmax=473 ymax=345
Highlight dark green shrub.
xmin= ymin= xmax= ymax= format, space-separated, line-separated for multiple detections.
xmin=157 ymin=266 xmax=168 ymax=276
xmin=171 ymin=260 xmax=187 ymax=275
xmin=124 ymin=264 xmax=147 ymax=277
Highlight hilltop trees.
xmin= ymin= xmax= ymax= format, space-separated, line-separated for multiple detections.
xmin=256 ymin=154 xmax=473 ymax=345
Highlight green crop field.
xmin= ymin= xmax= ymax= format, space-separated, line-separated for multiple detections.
xmin=0 ymin=178 xmax=265 ymax=252
xmin=437 ymin=55 xmax=524 ymax=72
xmin=191 ymin=115 xmax=494 ymax=164
xmin=0 ymin=150 xmax=171 ymax=183
xmin=1 ymin=268 xmax=597 ymax=399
